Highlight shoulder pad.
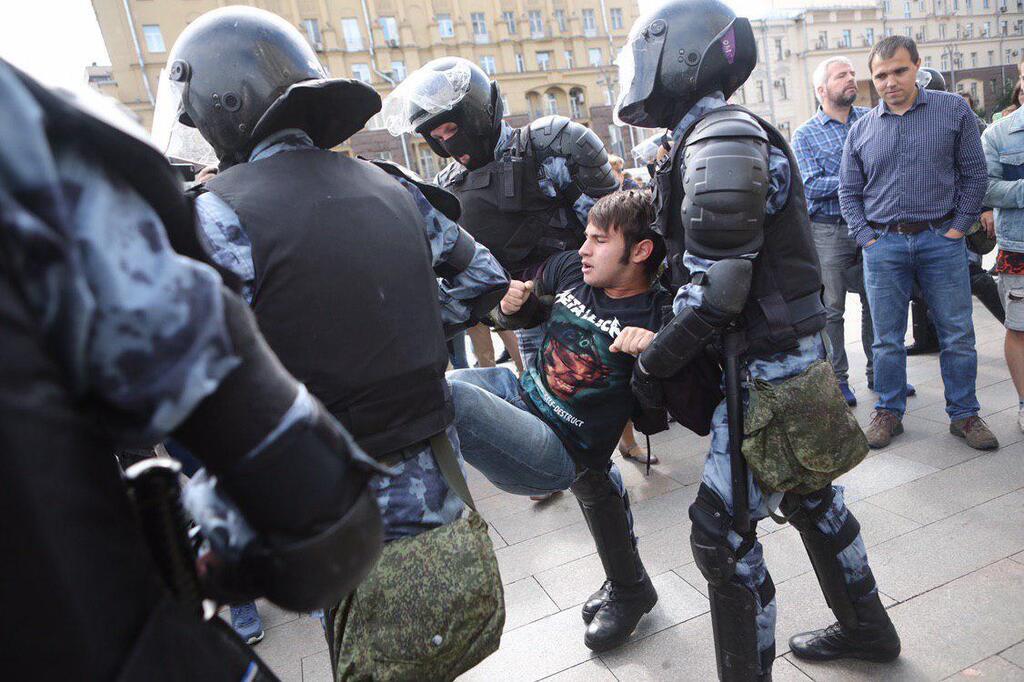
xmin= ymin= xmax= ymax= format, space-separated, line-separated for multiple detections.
xmin=687 ymin=109 xmax=768 ymax=147
xmin=528 ymin=116 xmax=617 ymax=196
xmin=368 ymin=157 xmax=461 ymax=222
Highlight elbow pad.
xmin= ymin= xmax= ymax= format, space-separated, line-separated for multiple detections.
xmin=434 ymin=227 xmax=478 ymax=279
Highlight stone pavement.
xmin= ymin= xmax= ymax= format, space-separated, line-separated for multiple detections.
xmin=254 ymin=296 xmax=1024 ymax=681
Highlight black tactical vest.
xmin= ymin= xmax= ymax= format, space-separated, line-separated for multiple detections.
xmin=654 ymin=105 xmax=824 ymax=356
xmin=206 ymin=150 xmax=453 ymax=458
xmin=439 ymin=128 xmax=583 ymax=278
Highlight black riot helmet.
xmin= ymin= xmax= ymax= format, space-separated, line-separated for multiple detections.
xmin=917 ymin=67 xmax=947 ymax=91
xmin=381 ymin=57 xmax=502 ymax=170
xmin=614 ymin=0 xmax=757 ymax=129
xmin=162 ymin=6 xmax=380 ymax=166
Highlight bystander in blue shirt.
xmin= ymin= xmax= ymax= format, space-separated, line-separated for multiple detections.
xmin=792 ymin=106 xmax=869 ymax=220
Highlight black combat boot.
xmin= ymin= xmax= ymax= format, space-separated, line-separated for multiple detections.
xmin=571 ymin=467 xmax=657 ymax=651
xmin=905 ymin=299 xmax=939 ymax=355
xmin=789 ymin=593 xmax=901 ymax=662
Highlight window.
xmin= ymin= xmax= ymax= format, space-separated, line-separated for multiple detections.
xmin=503 ymin=11 xmax=517 ymax=34
xmin=607 ymin=124 xmax=623 ymax=155
xmin=984 ymin=21 xmax=991 ymax=36
xmin=588 ymin=48 xmax=602 ymax=66
xmin=301 ymin=19 xmax=321 ymax=47
xmin=436 ymin=14 xmax=454 ymax=38
xmin=905 ymin=25 xmax=913 ymax=37
xmin=941 ymin=53 xmax=949 ymax=70
xmin=142 ymin=25 xmax=165 ymax=53
xmin=536 ymin=51 xmax=552 ymax=71
xmin=954 ymin=0 xmax=959 ymax=8
xmin=417 ymin=146 xmax=437 ymax=178
xmin=391 ymin=60 xmax=406 ymax=82
xmin=545 ymin=92 xmax=558 ymax=115
xmin=939 ymin=23 xmax=946 ymax=38
xmin=1001 ymin=20 xmax=1008 ymax=36
xmin=554 ymin=10 xmax=567 ymax=33
xmin=778 ymin=77 xmax=788 ymax=100
xmin=342 ymin=18 xmax=363 ymax=51
xmin=500 ymin=95 xmax=509 ymax=116
xmin=610 ymin=8 xmax=624 ymax=29
xmin=971 ymin=52 xmax=978 ymax=67
xmin=774 ymin=38 xmax=783 ymax=59
xmin=925 ymin=55 xmax=933 ymax=66
xmin=884 ymin=0 xmax=892 ymax=11
xmin=866 ymin=28 xmax=875 ymax=44
xmin=842 ymin=29 xmax=852 ymax=47
xmin=377 ymin=151 xmax=393 ymax=162
xmin=583 ymin=9 xmax=597 ymax=36
xmin=904 ymin=1 xmax=911 ymax=16
xmin=885 ymin=27 xmax=894 ymax=36
xmin=529 ymin=10 xmax=543 ymax=36
xmin=472 ymin=13 xmax=488 ymax=42
xmin=564 ymin=50 xmax=575 ymax=69
xmin=988 ymin=50 xmax=995 ymax=65
xmin=480 ymin=56 xmax=496 ymax=75
xmin=817 ymin=31 xmax=828 ymax=48
xmin=755 ymin=80 xmax=765 ymax=103
xmin=352 ymin=63 xmax=371 ymax=83
xmin=984 ymin=0 xmax=990 ymax=6
xmin=570 ymin=89 xmax=584 ymax=118
xmin=379 ymin=16 xmax=399 ymax=45
xmin=967 ymin=0 xmax=973 ymax=8
xmin=971 ymin=82 xmax=978 ymax=99
xmin=515 ymin=53 xmax=525 ymax=72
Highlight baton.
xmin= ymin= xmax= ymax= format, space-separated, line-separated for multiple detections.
xmin=723 ymin=329 xmax=750 ymax=534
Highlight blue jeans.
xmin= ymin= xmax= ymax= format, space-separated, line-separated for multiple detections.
xmin=863 ymin=228 xmax=979 ymax=421
xmin=447 ymin=367 xmax=579 ymax=494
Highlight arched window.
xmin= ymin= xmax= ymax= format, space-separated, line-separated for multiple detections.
xmin=545 ymin=92 xmax=558 ymax=116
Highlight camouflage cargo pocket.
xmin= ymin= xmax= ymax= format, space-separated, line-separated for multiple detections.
xmin=742 ymin=359 xmax=868 ymax=494
xmin=329 ymin=510 xmax=505 ymax=681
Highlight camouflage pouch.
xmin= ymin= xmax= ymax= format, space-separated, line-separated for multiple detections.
xmin=742 ymin=359 xmax=868 ymax=495
xmin=327 ymin=435 xmax=504 ymax=681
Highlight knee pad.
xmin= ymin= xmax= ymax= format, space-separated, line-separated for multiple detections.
xmin=689 ymin=484 xmax=755 ymax=587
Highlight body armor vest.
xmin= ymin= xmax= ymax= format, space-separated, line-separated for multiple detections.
xmin=439 ymin=128 xmax=583 ymax=278
xmin=654 ymin=105 xmax=824 ymax=356
xmin=206 ymin=150 xmax=453 ymax=458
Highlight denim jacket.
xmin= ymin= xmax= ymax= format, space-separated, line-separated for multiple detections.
xmin=982 ymin=108 xmax=1024 ymax=252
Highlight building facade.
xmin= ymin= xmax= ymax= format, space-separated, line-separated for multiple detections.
xmin=89 ymin=0 xmax=644 ymax=176
xmin=90 ymin=0 xmax=1023 ymax=173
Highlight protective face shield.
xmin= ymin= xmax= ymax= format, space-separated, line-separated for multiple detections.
xmin=381 ymin=57 xmax=499 ymax=170
xmin=613 ymin=18 xmax=668 ymax=128
xmin=151 ymin=67 xmax=217 ymax=170
xmin=631 ymin=131 xmax=668 ymax=166
xmin=916 ymin=67 xmax=947 ymax=92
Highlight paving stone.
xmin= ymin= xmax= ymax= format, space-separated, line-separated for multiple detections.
xmin=261 ymin=615 xmax=329 ymax=682
xmin=1013 ymin=552 xmax=1024 ymax=565
xmin=489 ymin=523 xmax=508 ymax=549
xmin=866 ymin=443 xmax=1024 ymax=525
xmin=787 ymin=560 xmax=1024 ymax=682
xmin=615 ymin=459 xmax=686 ymax=503
xmin=867 ymin=490 xmax=1024 ymax=602
xmin=946 ymin=656 xmax=1024 ymax=680
xmin=301 ymin=649 xmax=332 ymax=682
xmin=601 ymin=612 xmax=718 ymax=681
xmin=502 ymin=577 xmax=560 ymax=632
xmin=1003 ymin=642 xmax=1024 ymax=668
xmin=911 ymin=379 xmax=1020 ymax=424
xmin=466 ymin=463 xmax=505 ymax=501
xmin=490 ymin=493 xmax=587 ymax=546
xmin=540 ymin=658 xmax=618 ymax=681
xmin=494 ymin=520 xmax=597 ymax=585
xmin=832 ymin=450 xmax=939 ymax=504
xmin=457 ymin=607 xmax=596 ymax=681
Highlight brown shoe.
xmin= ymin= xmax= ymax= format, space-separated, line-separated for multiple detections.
xmin=865 ymin=410 xmax=903 ymax=449
xmin=950 ymin=416 xmax=999 ymax=450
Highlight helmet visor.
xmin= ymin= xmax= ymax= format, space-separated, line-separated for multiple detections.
xmin=380 ymin=62 xmax=473 ymax=136
xmin=151 ymin=68 xmax=217 ymax=168
xmin=613 ymin=22 xmax=667 ymax=127
xmin=631 ymin=131 xmax=667 ymax=165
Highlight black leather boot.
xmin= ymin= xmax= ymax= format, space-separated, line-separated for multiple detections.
xmin=789 ymin=593 xmax=901 ymax=662
xmin=905 ymin=299 xmax=939 ymax=355
xmin=571 ymin=467 xmax=657 ymax=651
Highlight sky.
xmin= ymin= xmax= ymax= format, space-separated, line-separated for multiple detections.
xmin=0 ymin=0 xmax=766 ymax=89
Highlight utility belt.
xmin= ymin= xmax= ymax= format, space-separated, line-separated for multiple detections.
xmin=742 ymin=290 xmax=826 ymax=356
xmin=868 ymin=211 xmax=954 ymax=235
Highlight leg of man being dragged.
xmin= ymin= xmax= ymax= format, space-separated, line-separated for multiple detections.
xmin=448 ymin=368 xmax=657 ymax=651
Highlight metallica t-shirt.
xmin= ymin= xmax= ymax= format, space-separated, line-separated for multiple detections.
xmin=519 ymin=251 xmax=670 ymax=468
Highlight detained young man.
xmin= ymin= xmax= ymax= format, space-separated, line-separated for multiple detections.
xmin=448 ymin=190 xmax=670 ymax=652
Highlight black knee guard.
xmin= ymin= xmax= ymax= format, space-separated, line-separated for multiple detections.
xmin=689 ymin=484 xmax=756 ymax=586
xmin=782 ymin=487 xmax=877 ymax=630
xmin=571 ymin=466 xmax=644 ymax=585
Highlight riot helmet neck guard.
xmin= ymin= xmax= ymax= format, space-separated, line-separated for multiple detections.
xmin=613 ymin=0 xmax=757 ymax=130
xmin=159 ymin=6 xmax=380 ymax=166
xmin=381 ymin=57 xmax=502 ymax=170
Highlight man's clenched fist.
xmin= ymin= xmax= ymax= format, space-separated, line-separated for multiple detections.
xmin=609 ymin=327 xmax=656 ymax=356
xmin=500 ymin=280 xmax=535 ymax=315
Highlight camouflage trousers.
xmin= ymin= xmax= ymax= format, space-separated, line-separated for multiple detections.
xmin=700 ymin=334 xmax=876 ymax=654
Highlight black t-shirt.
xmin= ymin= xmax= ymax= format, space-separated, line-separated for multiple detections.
xmin=519 ymin=251 xmax=670 ymax=468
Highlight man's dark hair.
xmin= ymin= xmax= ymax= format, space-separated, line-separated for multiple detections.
xmin=587 ymin=189 xmax=666 ymax=280
xmin=867 ymin=35 xmax=919 ymax=73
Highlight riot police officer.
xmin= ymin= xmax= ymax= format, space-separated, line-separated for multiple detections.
xmin=159 ymin=7 xmax=508 ymax=569
xmin=617 ymin=1 xmax=902 ymax=679
xmin=381 ymin=57 xmax=618 ymax=363
xmin=0 ymin=58 xmax=383 ymax=679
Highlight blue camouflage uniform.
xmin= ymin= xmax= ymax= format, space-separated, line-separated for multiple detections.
xmin=671 ymin=94 xmax=877 ymax=653
xmin=195 ymin=129 xmax=508 ymax=540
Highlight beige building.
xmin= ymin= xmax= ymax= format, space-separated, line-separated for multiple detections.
xmin=737 ymin=0 xmax=1023 ymax=138
xmin=89 ymin=0 xmax=1023 ymax=172
xmin=89 ymin=0 xmax=643 ymax=175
